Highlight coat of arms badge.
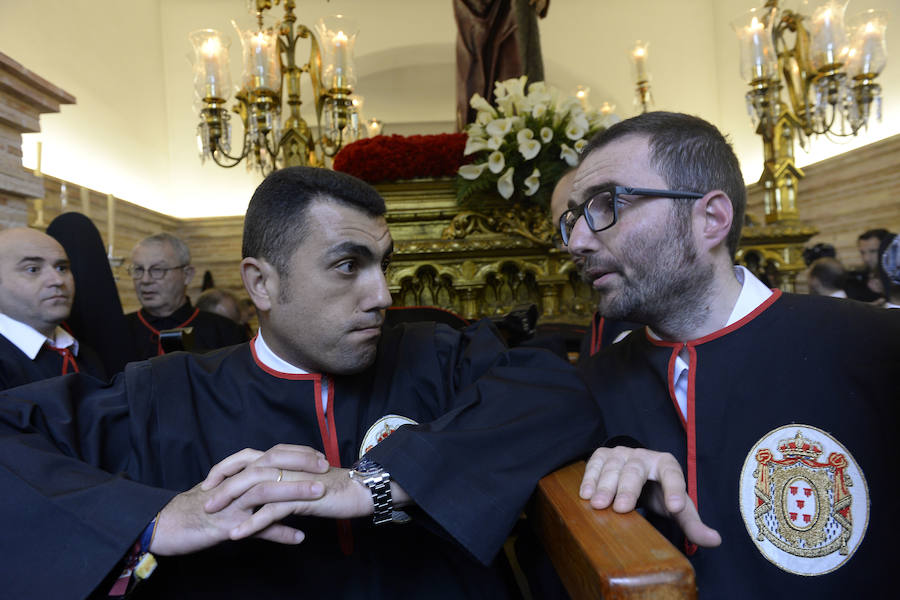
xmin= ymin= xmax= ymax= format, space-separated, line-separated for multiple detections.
xmin=739 ymin=425 xmax=869 ymax=575
xmin=359 ymin=414 xmax=418 ymax=458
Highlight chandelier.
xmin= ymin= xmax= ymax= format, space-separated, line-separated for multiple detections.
xmin=732 ymin=0 xmax=888 ymax=223
xmin=190 ymin=0 xmax=363 ymax=174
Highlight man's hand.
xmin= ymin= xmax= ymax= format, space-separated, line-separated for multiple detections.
xmin=150 ymin=445 xmax=330 ymax=556
xmin=579 ymin=446 xmax=721 ymax=548
xmin=223 ymin=467 xmax=376 ymax=540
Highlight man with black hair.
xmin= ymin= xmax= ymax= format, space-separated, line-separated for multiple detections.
xmin=846 ymin=228 xmax=893 ymax=302
xmin=0 ymin=167 xmax=679 ymax=599
xmin=567 ymin=112 xmax=899 ymax=598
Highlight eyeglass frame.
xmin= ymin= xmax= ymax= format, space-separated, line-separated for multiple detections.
xmin=558 ymin=184 xmax=706 ymax=246
xmin=126 ymin=264 xmax=189 ymax=280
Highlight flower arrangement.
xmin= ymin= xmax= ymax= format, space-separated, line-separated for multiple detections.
xmin=456 ymin=76 xmax=613 ymax=207
xmin=333 ymin=133 xmax=469 ymax=184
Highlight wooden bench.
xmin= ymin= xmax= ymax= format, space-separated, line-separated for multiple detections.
xmin=532 ymin=461 xmax=697 ymax=599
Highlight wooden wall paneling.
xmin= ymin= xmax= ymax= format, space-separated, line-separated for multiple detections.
xmin=0 ymin=52 xmax=74 ymax=227
xmin=746 ymin=134 xmax=900 ymax=290
xmin=177 ymin=216 xmax=249 ymax=306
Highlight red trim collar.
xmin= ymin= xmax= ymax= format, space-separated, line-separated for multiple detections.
xmin=249 ymin=335 xmax=321 ymax=381
xmin=646 ymin=289 xmax=782 ymax=349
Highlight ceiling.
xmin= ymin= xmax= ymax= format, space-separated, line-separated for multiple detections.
xmin=3 ymin=0 xmax=898 ymax=217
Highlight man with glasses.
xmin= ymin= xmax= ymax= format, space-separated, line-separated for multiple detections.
xmin=125 ymin=233 xmax=246 ymax=359
xmin=568 ymin=111 xmax=899 ymax=597
xmin=0 ymin=227 xmax=106 ymax=389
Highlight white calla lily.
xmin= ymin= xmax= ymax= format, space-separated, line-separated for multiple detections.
xmin=497 ymin=167 xmax=515 ymax=199
xmin=470 ymin=93 xmax=496 ymax=116
xmin=467 ymin=124 xmax=485 ymax=138
xmin=476 ymin=111 xmax=492 ymax=126
xmin=464 ymin=137 xmax=488 ymax=156
xmin=565 ymin=121 xmax=587 ymax=140
xmin=458 ymin=163 xmax=487 ymax=180
xmin=488 ymin=151 xmax=506 ymax=174
xmin=572 ymin=112 xmax=590 ymax=132
xmin=518 ymin=139 xmax=541 ymax=160
xmin=527 ymin=81 xmax=547 ymax=95
xmin=487 ymin=136 xmax=504 ymax=150
xmin=560 ymin=143 xmax=579 ymax=167
xmin=540 ymin=127 xmax=553 ymax=143
xmin=574 ymin=139 xmax=587 ymax=153
xmin=532 ymin=102 xmax=547 ymax=119
xmin=524 ymin=168 xmax=541 ymax=196
xmin=486 ymin=117 xmax=513 ymax=138
xmin=516 ymin=128 xmax=535 ymax=144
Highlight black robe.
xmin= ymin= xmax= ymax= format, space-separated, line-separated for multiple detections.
xmin=47 ymin=212 xmax=136 ymax=376
xmin=578 ymin=292 xmax=900 ymax=598
xmin=0 ymin=320 xmax=601 ymax=599
xmin=0 ymin=332 xmax=106 ymax=390
xmin=125 ymin=299 xmax=248 ymax=360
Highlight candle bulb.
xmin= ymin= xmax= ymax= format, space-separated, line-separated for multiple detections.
xmin=333 ymin=30 xmax=348 ymax=89
xmin=632 ymin=42 xmax=649 ymax=82
xmin=748 ymin=16 xmax=766 ymax=79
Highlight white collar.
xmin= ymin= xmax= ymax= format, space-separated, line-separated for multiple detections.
xmin=0 ymin=313 xmax=78 ymax=359
xmin=725 ymin=265 xmax=774 ymax=326
xmin=647 ymin=265 xmax=773 ymax=342
xmin=253 ymin=328 xmax=309 ymax=375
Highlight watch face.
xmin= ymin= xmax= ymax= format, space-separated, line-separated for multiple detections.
xmin=353 ymin=457 xmax=383 ymax=476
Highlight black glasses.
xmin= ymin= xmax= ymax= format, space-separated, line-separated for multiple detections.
xmin=126 ymin=264 xmax=187 ymax=280
xmin=558 ymin=184 xmax=705 ymax=245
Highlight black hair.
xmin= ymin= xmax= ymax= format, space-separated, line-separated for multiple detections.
xmin=242 ymin=166 xmax=387 ymax=278
xmin=581 ymin=111 xmax=746 ymax=258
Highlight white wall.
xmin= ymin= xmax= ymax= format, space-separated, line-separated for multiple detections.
xmin=2 ymin=0 xmax=898 ymax=217
xmin=2 ymin=0 xmax=171 ymax=209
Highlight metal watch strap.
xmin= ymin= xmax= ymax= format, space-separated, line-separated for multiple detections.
xmin=366 ymin=472 xmax=394 ymax=525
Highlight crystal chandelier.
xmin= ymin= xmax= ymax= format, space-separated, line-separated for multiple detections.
xmin=190 ymin=0 xmax=363 ymax=175
xmin=732 ymin=0 xmax=888 ymax=223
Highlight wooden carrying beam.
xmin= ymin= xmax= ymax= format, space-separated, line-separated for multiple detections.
xmin=533 ymin=461 xmax=696 ymax=600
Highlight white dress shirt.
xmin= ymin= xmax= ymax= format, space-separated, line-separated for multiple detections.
xmin=659 ymin=266 xmax=774 ymax=420
xmin=0 ymin=312 xmax=79 ymax=358
xmin=254 ymin=328 xmax=329 ymax=411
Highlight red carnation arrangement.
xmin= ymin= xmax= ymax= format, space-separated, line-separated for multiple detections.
xmin=333 ymin=133 xmax=470 ymax=184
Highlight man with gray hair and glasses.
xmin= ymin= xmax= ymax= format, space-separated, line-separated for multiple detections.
xmin=126 ymin=233 xmax=246 ymax=359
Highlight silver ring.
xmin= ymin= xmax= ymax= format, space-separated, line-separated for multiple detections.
xmin=275 ymin=469 xmax=284 ymax=483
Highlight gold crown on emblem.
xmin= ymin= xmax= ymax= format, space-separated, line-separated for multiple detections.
xmin=777 ymin=430 xmax=824 ymax=460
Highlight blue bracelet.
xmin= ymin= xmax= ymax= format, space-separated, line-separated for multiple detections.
xmin=138 ymin=515 xmax=157 ymax=554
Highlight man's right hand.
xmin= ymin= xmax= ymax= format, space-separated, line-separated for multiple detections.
xmin=580 ymin=446 xmax=721 ymax=548
xmin=150 ymin=444 xmax=330 ymax=556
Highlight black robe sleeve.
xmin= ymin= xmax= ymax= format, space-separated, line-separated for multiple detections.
xmin=366 ymin=320 xmax=604 ymax=564
xmin=0 ymin=370 xmax=176 ymax=599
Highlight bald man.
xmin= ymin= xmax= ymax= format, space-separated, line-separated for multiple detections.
xmin=0 ymin=228 xmax=105 ymax=390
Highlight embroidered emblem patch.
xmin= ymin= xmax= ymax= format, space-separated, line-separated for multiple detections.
xmin=739 ymin=425 xmax=869 ymax=575
xmin=359 ymin=414 xmax=418 ymax=458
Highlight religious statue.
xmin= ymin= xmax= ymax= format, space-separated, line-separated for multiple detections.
xmin=453 ymin=0 xmax=549 ymax=130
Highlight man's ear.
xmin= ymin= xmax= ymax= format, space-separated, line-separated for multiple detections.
xmin=182 ymin=264 xmax=195 ymax=286
xmin=241 ymin=257 xmax=278 ymax=312
xmin=693 ymin=191 xmax=733 ymax=253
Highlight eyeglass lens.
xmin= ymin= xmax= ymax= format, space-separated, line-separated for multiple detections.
xmin=561 ymin=190 xmax=616 ymax=244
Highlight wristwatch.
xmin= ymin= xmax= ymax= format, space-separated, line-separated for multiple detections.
xmin=349 ymin=457 xmax=409 ymax=525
